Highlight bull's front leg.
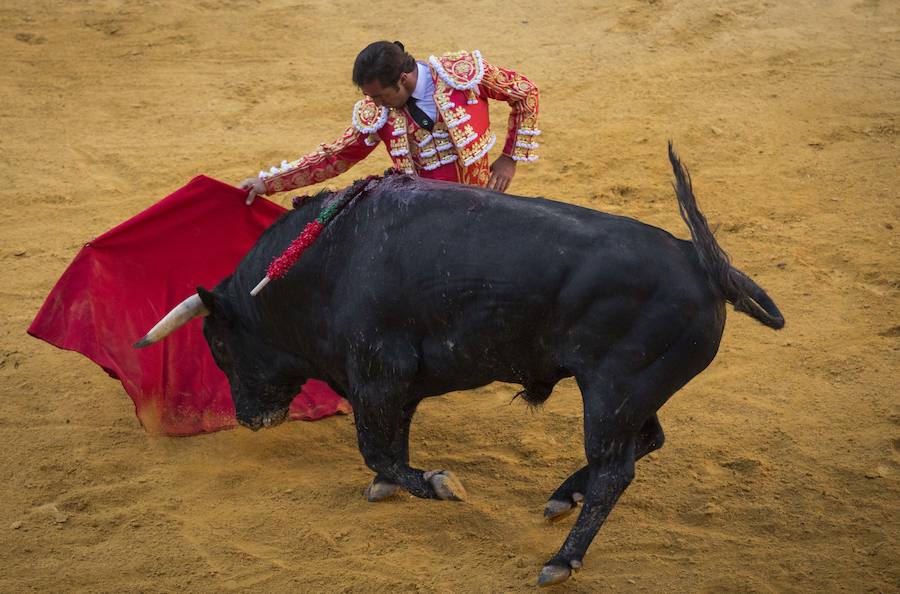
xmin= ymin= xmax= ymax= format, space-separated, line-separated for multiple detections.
xmin=365 ymin=402 xmax=416 ymax=501
xmin=353 ymin=397 xmax=466 ymax=502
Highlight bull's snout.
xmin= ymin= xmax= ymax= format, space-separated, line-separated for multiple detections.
xmin=236 ymin=406 xmax=290 ymax=431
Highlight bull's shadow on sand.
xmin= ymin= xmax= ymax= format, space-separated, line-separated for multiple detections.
xmin=136 ymin=143 xmax=784 ymax=586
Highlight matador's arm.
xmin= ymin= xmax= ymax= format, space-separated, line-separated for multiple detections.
xmin=477 ymin=58 xmax=541 ymax=163
xmin=259 ymin=125 xmax=380 ymax=195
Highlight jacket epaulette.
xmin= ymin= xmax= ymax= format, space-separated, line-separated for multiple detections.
xmin=428 ymin=50 xmax=485 ymax=91
xmin=352 ymin=97 xmax=389 ymax=134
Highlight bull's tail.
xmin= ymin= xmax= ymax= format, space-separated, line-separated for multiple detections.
xmin=667 ymin=142 xmax=785 ymax=329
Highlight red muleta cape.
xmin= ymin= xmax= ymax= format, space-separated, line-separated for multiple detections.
xmin=28 ymin=175 xmax=350 ymax=435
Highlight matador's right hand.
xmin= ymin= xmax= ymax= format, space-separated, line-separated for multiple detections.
xmin=238 ymin=177 xmax=267 ymax=206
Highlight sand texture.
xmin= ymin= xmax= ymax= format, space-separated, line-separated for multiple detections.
xmin=1 ymin=1 xmax=898 ymax=591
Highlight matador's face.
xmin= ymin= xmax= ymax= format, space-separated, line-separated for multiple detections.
xmin=360 ymin=72 xmax=412 ymax=109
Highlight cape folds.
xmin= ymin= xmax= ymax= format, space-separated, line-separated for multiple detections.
xmin=28 ymin=176 xmax=350 ymax=436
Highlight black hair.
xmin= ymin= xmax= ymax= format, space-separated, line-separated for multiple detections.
xmin=352 ymin=40 xmax=416 ymax=88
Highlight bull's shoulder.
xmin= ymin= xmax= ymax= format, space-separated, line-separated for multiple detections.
xmin=352 ymin=98 xmax=389 ymax=134
xmin=428 ymin=49 xmax=484 ymax=90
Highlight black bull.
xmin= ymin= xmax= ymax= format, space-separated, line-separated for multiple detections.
xmin=138 ymin=145 xmax=783 ymax=586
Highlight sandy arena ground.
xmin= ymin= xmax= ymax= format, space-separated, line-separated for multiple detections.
xmin=1 ymin=1 xmax=898 ymax=591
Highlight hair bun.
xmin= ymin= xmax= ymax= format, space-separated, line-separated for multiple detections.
xmin=393 ymin=40 xmax=405 ymax=52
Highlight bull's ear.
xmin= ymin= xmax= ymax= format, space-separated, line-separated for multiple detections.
xmin=196 ymin=287 xmax=218 ymax=317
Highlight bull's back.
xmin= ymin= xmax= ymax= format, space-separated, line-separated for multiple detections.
xmin=328 ymin=181 xmax=710 ymax=336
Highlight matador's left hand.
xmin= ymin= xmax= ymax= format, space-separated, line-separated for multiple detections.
xmin=488 ymin=155 xmax=516 ymax=193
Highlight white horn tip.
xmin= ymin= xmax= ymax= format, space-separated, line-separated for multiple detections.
xmin=131 ymin=293 xmax=209 ymax=347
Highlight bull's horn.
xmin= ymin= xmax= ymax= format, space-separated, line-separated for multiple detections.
xmin=133 ymin=294 xmax=209 ymax=348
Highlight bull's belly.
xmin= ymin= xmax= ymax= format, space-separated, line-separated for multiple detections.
xmin=411 ymin=330 xmax=563 ymax=398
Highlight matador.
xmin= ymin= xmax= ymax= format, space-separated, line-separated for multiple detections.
xmin=240 ymin=41 xmax=540 ymax=201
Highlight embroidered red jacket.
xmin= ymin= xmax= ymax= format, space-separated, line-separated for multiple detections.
xmin=260 ymin=50 xmax=540 ymax=193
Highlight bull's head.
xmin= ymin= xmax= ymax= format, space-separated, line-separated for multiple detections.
xmin=134 ymin=287 xmax=307 ymax=431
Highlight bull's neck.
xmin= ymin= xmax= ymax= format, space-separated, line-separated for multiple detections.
xmin=224 ymin=187 xmax=338 ymax=337
xmin=290 ymin=190 xmax=333 ymax=219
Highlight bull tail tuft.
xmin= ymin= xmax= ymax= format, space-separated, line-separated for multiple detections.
xmin=667 ymin=141 xmax=785 ymax=329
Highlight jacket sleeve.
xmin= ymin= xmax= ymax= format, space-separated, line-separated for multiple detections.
xmin=477 ymin=59 xmax=541 ymax=162
xmin=259 ymin=125 xmax=380 ymax=194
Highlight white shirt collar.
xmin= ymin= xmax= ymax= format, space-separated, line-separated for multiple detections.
xmin=411 ymin=61 xmax=433 ymax=101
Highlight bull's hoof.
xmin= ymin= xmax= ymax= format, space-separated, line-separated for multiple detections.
xmin=365 ymin=480 xmax=402 ymax=502
xmin=543 ymin=491 xmax=583 ymax=522
xmin=423 ymin=470 xmax=467 ymax=501
xmin=543 ymin=499 xmax=575 ymax=522
xmin=537 ymin=564 xmax=571 ymax=587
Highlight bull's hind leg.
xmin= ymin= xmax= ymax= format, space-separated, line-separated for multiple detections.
xmin=637 ymin=413 xmax=666 ymax=456
xmin=544 ymin=414 xmax=665 ymax=521
xmin=537 ymin=377 xmax=639 ymax=586
xmin=538 ymin=309 xmax=722 ymax=585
